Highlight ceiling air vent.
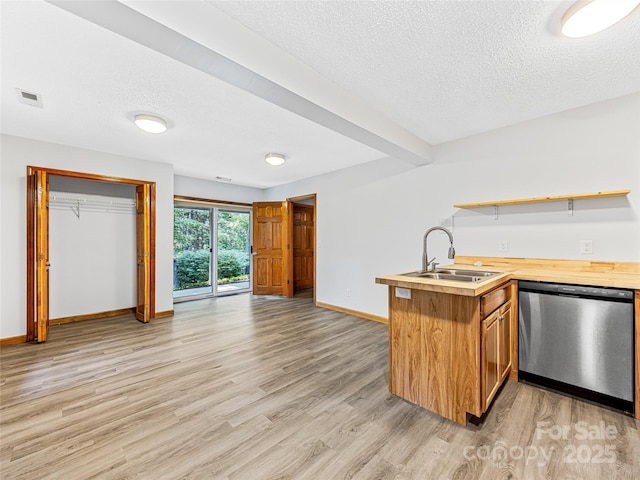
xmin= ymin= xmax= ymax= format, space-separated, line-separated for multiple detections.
xmin=16 ymin=88 xmax=43 ymax=108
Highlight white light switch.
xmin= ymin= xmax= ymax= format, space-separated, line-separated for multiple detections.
xmin=395 ymin=287 xmax=411 ymax=299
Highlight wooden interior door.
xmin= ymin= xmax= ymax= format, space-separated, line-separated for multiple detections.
xmin=135 ymin=184 xmax=151 ymax=322
xmin=293 ymin=204 xmax=314 ymax=291
xmin=29 ymin=170 xmax=50 ymax=342
xmin=252 ymin=201 xmax=292 ymax=296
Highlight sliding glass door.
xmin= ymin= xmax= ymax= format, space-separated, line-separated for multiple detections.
xmin=173 ymin=207 xmax=213 ymax=298
xmin=215 ymin=210 xmax=251 ymax=295
xmin=173 ymin=205 xmax=251 ymax=300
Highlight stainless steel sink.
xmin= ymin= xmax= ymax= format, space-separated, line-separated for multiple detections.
xmin=399 ymin=269 xmax=497 ymax=283
xmin=433 ymin=269 xmax=496 ymax=277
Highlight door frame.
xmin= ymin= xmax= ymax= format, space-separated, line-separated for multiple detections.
xmin=287 ymin=194 xmax=316 ymax=306
xmin=26 ymin=166 xmax=156 ymax=342
xmin=173 ymin=196 xmax=253 ymax=302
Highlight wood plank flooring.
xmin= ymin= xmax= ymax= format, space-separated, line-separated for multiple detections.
xmin=1 ymin=293 xmax=639 ymax=480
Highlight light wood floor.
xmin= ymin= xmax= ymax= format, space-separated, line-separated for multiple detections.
xmin=1 ymin=293 xmax=639 ymax=480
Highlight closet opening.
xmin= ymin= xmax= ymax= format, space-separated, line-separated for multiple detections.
xmin=26 ymin=166 xmax=155 ymax=343
xmin=47 ymin=176 xmax=137 ymax=325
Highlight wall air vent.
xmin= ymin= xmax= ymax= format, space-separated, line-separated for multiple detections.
xmin=16 ymin=88 xmax=43 ymax=108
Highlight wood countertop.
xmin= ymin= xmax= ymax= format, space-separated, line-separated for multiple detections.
xmin=376 ymin=256 xmax=640 ymax=296
xmin=375 ymin=269 xmax=510 ymax=297
xmin=511 ymin=268 xmax=640 ymax=289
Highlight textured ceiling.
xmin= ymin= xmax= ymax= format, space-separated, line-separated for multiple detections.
xmin=2 ymin=1 xmax=640 ymax=189
xmin=0 ymin=1 xmax=385 ymax=188
xmin=211 ymin=0 xmax=640 ymax=144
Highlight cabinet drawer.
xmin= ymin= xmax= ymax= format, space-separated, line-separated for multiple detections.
xmin=481 ymin=282 xmax=511 ymax=318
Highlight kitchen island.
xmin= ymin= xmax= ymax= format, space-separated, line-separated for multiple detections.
xmin=377 ymin=268 xmax=514 ymax=425
xmin=376 ymin=256 xmax=640 ymax=425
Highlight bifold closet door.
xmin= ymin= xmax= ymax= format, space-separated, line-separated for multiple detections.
xmin=135 ymin=184 xmax=151 ymax=322
xmin=27 ymin=168 xmax=50 ymax=342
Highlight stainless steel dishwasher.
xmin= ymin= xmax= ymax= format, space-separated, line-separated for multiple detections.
xmin=519 ymin=280 xmax=634 ymax=413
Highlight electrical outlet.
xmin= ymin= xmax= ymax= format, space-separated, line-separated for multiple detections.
xmin=498 ymin=240 xmax=508 ymax=252
xmin=580 ymin=240 xmax=593 ymax=254
xmin=395 ymin=287 xmax=411 ymax=299
xmin=346 ymin=288 xmax=351 ymax=298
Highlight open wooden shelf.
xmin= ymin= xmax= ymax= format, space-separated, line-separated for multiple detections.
xmin=453 ymin=190 xmax=630 ymax=209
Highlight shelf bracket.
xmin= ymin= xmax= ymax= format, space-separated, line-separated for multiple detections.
xmin=71 ymin=200 xmax=80 ymax=219
xmin=494 ymin=205 xmax=499 ymax=220
xmin=568 ymin=199 xmax=573 ymax=217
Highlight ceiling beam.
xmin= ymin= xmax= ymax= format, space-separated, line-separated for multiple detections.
xmin=48 ymin=0 xmax=432 ymax=166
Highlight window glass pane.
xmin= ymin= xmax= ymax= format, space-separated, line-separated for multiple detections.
xmin=173 ymin=207 xmax=213 ymax=298
xmin=216 ymin=210 xmax=251 ymax=294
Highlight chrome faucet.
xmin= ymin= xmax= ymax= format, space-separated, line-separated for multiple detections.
xmin=422 ymin=226 xmax=455 ymax=272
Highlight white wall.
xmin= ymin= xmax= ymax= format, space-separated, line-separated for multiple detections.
xmin=49 ymin=192 xmax=136 ymax=318
xmin=2 ymin=93 xmax=639 ymax=336
xmin=265 ymin=94 xmax=640 ymax=318
xmin=174 ymin=175 xmax=265 ymax=204
xmin=0 ymin=134 xmax=175 ymax=338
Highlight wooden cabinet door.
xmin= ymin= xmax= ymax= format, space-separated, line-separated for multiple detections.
xmin=252 ymin=201 xmax=292 ymax=296
xmin=292 ymin=204 xmax=314 ymax=291
xmin=482 ymin=310 xmax=500 ymax=411
xmin=498 ymin=301 xmax=512 ymax=382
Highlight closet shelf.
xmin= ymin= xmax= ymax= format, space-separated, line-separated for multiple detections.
xmin=453 ymin=190 xmax=630 ymax=209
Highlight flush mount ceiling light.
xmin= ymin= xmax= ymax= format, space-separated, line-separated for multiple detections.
xmin=561 ymin=0 xmax=640 ymax=37
xmin=134 ymin=114 xmax=167 ymax=134
xmin=265 ymin=153 xmax=286 ymax=166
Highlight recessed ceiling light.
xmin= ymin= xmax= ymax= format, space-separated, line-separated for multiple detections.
xmin=561 ymin=0 xmax=640 ymax=37
xmin=216 ymin=176 xmax=232 ymax=183
xmin=134 ymin=114 xmax=167 ymax=134
xmin=265 ymin=153 xmax=285 ymax=166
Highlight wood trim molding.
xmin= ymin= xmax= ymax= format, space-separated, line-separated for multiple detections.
xmin=49 ymin=308 xmax=136 ymax=326
xmin=3 ymin=309 xmax=174 ymax=346
xmin=0 ymin=336 xmax=27 ymax=347
xmin=27 ymin=165 xmax=151 ymax=185
xmin=150 ymin=183 xmax=157 ymax=318
xmin=317 ymin=301 xmax=388 ymax=325
xmin=287 ymin=193 xmax=316 ymax=203
xmin=26 ymin=170 xmax=35 ymax=342
xmin=174 ymin=195 xmax=252 ymax=208
xmin=286 ymin=193 xmax=317 ymax=304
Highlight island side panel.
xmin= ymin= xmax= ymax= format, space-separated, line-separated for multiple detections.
xmin=389 ymin=288 xmax=476 ymax=424
xmin=419 ymin=290 xmax=453 ymax=418
xmin=635 ymin=290 xmax=639 ymax=420
xmin=388 ymin=286 xmax=423 ymax=405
